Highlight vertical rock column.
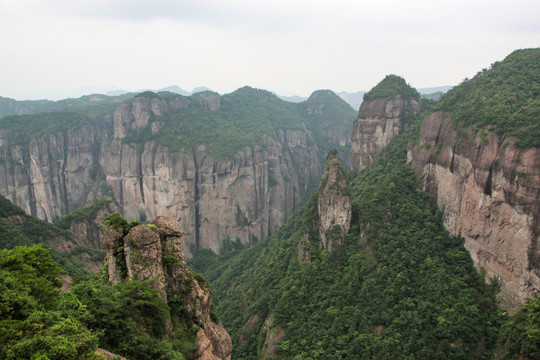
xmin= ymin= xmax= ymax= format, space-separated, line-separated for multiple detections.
xmin=317 ymin=151 xmax=352 ymax=252
xmin=124 ymin=225 xmax=168 ymax=301
xmin=103 ymin=226 xmax=124 ymax=284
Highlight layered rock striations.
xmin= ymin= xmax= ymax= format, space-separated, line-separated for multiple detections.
xmin=103 ymin=215 xmax=232 ymax=360
xmin=317 ymin=151 xmax=352 ymax=252
xmin=350 ymin=75 xmax=421 ymax=172
xmin=408 ymin=112 xmax=540 ymax=312
xmin=351 ymin=94 xmax=420 ymax=171
xmin=0 ymin=89 xmax=354 ymax=255
xmin=0 ymin=121 xmax=111 ymax=222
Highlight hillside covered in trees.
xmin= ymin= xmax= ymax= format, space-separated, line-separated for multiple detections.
xmin=1 ymin=48 xmax=540 ymax=359
xmin=191 ymin=133 xmax=508 ymax=359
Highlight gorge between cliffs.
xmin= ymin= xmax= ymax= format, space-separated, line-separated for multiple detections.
xmin=0 ymin=48 xmax=539 ymax=360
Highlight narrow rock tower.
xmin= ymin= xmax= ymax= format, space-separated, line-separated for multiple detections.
xmin=317 ymin=150 xmax=352 ymax=252
xmin=103 ymin=214 xmax=232 ymax=360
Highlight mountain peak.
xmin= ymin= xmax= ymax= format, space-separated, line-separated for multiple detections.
xmin=363 ymin=74 xmax=420 ymax=102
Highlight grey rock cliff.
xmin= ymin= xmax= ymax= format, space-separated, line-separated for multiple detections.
xmin=0 ymin=93 xmax=346 ymax=256
xmin=408 ymin=111 xmax=540 ymax=313
xmin=350 ymin=94 xmax=420 ymax=171
xmin=317 ymin=151 xmax=352 ymax=252
xmin=104 ymin=215 xmax=232 ymax=360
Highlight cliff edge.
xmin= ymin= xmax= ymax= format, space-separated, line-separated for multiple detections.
xmin=350 ymin=75 xmax=421 ymax=171
xmin=409 ymin=112 xmax=540 ymax=312
xmin=103 ymin=214 xmax=232 ymax=359
xmin=408 ymin=49 xmax=540 ymax=313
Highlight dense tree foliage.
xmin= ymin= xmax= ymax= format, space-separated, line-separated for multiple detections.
xmin=0 ymin=245 xmax=99 ymax=359
xmin=434 ymin=48 xmax=540 ymax=149
xmin=72 ymin=274 xmax=189 ymax=360
xmin=497 ymin=296 xmax=540 ymax=360
xmin=192 ymin=133 xmax=505 ymax=359
xmin=0 ymin=195 xmax=88 ymax=275
xmin=0 ymin=207 xmax=201 ymax=359
xmin=0 ymin=244 xmax=196 ymax=360
xmin=363 ymin=75 xmax=421 ymax=102
xmin=54 ymin=200 xmax=113 ymax=231
xmin=131 ymin=87 xmax=356 ymax=160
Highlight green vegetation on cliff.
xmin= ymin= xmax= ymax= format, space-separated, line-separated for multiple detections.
xmin=54 ymin=200 xmax=114 ymax=231
xmin=0 ymin=196 xmax=118 ymax=275
xmin=0 ymin=86 xmax=356 ymax=162
xmin=434 ymin=48 xmax=540 ymax=149
xmin=73 ymin=273 xmax=190 ymax=360
xmin=0 ymin=245 xmax=99 ymax=359
xmin=496 ymin=296 xmax=540 ymax=360
xmin=0 ymin=93 xmax=133 ymax=118
xmin=140 ymin=87 xmax=356 ymax=160
xmin=0 ymin=111 xmax=95 ymax=143
xmin=150 ymin=87 xmax=301 ymax=160
xmin=0 ymin=244 xmax=193 ymax=360
xmin=0 ymin=195 xmax=87 ymax=275
xmin=0 ymin=210 xmax=207 ymax=359
xmin=363 ymin=75 xmax=421 ymax=102
xmin=191 ymin=133 xmax=505 ymax=359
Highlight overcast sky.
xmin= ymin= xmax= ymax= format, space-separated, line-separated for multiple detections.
xmin=1 ymin=0 xmax=539 ymax=100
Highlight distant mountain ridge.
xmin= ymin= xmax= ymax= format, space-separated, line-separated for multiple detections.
xmin=0 ymin=85 xmax=452 ymax=117
xmin=0 ymin=86 xmax=356 ymax=256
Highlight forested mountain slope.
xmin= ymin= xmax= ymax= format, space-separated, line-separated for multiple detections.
xmin=0 ymin=213 xmax=232 ymax=360
xmin=0 ymin=93 xmax=134 ymax=117
xmin=409 ymin=48 xmax=540 ymax=312
xmin=0 ymin=194 xmax=110 ymax=274
xmin=191 ymin=134 xmax=505 ymax=359
xmin=0 ymin=87 xmax=356 ymax=256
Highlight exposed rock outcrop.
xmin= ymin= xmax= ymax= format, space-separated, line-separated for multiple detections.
xmin=317 ymin=151 xmax=352 ymax=252
xmin=64 ymin=201 xmax=118 ymax=251
xmin=408 ymin=111 xmax=540 ymax=312
xmin=260 ymin=315 xmax=284 ymax=360
xmin=351 ymin=94 xmax=420 ymax=171
xmin=103 ymin=215 xmax=232 ymax=360
xmin=0 ymin=89 xmax=355 ymax=256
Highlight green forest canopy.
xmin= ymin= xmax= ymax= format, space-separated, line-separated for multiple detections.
xmin=363 ymin=75 xmax=421 ymax=102
xmin=133 ymin=87 xmax=357 ymax=160
xmin=190 ymin=133 xmax=506 ymax=359
xmin=0 ymin=86 xmax=357 ymax=161
xmin=434 ymin=48 xmax=540 ymax=149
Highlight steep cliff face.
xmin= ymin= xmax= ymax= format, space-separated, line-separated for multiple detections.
xmin=317 ymin=151 xmax=352 ymax=252
xmin=0 ymin=88 xmax=355 ymax=256
xmin=350 ymin=94 xmax=420 ymax=171
xmin=0 ymin=121 xmax=112 ymax=222
xmin=58 ymin=201 xmax=118 ymax=251
xmin=409 ymin=112 xmax=540 ymax=312
xmin=103 ymin=215 xmax=232 ymax=360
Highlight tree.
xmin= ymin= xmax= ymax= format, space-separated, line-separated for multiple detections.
xmin=0 ymin=245 xmax=98 ymax=359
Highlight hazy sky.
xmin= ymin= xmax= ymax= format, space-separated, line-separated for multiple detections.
xmin=1 ymin=0 xmax=539 ymax=100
